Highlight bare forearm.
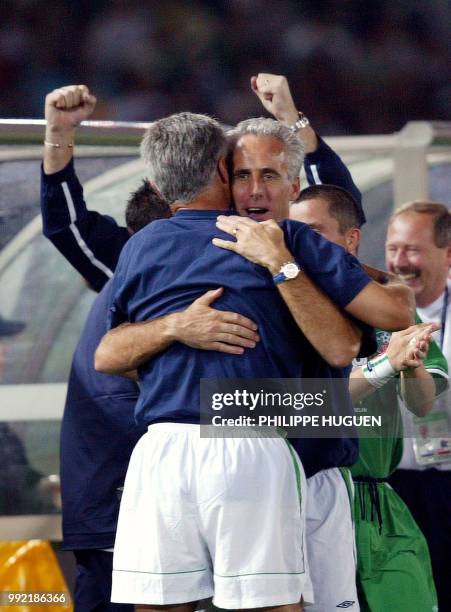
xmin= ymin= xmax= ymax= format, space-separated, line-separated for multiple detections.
xmin=378 ymin=283 xmax=415 ymax=329
xmin=44 ymin=84 xmax=96 ymax=174
xmin=95 ymin=288 xmax=261 ymax=374
xmin=95 ymin=315 xmax=177 ymax=374
xmin=345 ymin=281 xmax=414 ymax=331
xmin=400 ymin=366 xmax=436 ymax=417
xmin=213 ymin=216 xmax=362 ymax=366
xmin=350 ymin=323 xmax=439 ymax=407
xmin=349 ymin=368 xmax=376 ymax=402
xmin=278 ymin=115 xmax=318 ymax=154
xmin=262 ymin=243 xmax=361 ymax=367
xmin=294 ymin=125 xmax=318 ymax=154
xmin=43 ymin=125 xmax=75 ymax=174
xmin=277 ymin=271 xmax=362 ymax=368
xmin=253 ymin=73 xmax=319 ymax=154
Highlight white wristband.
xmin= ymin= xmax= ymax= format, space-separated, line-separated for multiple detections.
xmin=362 ymin=353 xmax=396 ymax=388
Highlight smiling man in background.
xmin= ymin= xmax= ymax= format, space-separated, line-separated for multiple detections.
xmin=386 ymin=201 xmax=451 ymax=611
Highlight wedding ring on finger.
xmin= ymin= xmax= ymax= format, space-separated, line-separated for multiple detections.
xmin=232 ymin=228 xmax=238 ymax=236
xmin=409 ymin=336 xmax=418 ymax=346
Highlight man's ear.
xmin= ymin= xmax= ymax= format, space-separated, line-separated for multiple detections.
xmin=290 ymin=176 xmax=301 ymax=201
xmin=346 ymin=228 xmax=361 ymax=254
xmin=217 ymin=157 xmax=229 ymax=186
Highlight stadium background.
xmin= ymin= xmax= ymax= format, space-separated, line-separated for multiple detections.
xmin=1 ymin=0 xmax=450 ymax=132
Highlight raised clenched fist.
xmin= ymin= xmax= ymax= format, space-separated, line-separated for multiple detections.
xmin=250 ymin=73 xmax=298 ymax=125
xmin=45 ymin=84 xmax=97 ymax=133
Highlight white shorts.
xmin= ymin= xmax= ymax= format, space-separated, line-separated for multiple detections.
xmin=111 ymin=423 xmax=313 ymax=609
xmin=306 ymin=467 xmax=359 ymax=611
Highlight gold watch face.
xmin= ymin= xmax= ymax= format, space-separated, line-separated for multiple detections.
xmin=282 ymin=263 xmax=300 ymax=279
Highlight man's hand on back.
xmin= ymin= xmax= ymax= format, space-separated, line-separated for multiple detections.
xmin=213 ymin=215 xmax=293 ymax=275
xmin=95 ymin=288 xmax=260 ymax=375
xmin=171 ymin=287 xmax=260 ymax=355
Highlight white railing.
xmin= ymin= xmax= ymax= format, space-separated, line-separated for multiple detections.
xmin=1 ymin=119 xmax=450 ymax=207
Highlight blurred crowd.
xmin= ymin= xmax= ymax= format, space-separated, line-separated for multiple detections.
xmin=1 ymin=0 xmax=450 ymax=134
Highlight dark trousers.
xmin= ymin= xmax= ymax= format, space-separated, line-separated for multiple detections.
xmin=73 ymin=549 xmax=133 ymax=612
xmin=389 ymin=468 xmax=451 ymax=611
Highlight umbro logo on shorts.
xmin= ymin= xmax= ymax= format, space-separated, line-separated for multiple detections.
xmin=336 ymin=602 xmax=355 ymax=609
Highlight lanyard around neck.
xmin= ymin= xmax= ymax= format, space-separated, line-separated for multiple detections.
xmin=440 ymin=285 xmax=449 ymax=350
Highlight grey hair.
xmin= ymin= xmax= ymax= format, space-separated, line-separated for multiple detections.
xmin=140 ymin=112 xmax=227 ymax=204
xmin=227 ymin=117 xmax=305 ymax=180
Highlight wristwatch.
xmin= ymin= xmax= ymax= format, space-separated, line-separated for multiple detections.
xmin=289 ymin=111 xmax=310 ymax=132
xmin=273 ymin=262 xmax=301 ymax=284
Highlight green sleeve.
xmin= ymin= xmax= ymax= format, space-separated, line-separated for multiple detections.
xmin=415 ymin=312 xmax=448 ymax=379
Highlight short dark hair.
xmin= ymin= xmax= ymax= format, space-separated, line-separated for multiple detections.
xmin=296 ymin=184 xmax=362 ymax=233
xmin=125 ymin=180 xmax=172 ymax=234
xmin=390 ymin=201 xmax=451 ymax=248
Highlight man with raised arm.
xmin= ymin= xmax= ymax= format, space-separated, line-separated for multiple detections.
xmin=95 ymin=104 xmax=410 ymax=610
xmin=206 ymin=75 xmax=412 ymax=612
xmin=104 ymin=110 xmax=342 ymax=611
xmin=41 ymin=83 xmax=366 ymax=612
xmin=97 ymin=76 xmax=412 ymax=612
xmin=44 ymin=78 xmax=412 ymax=611
xmin=41 ymin=77 xmax=363 ymax=293
xmin=41 ymin=83 xmax=372 ymax=365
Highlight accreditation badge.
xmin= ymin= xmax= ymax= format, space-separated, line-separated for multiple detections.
xmin=412 ymin=393 xmax=451 ymax=465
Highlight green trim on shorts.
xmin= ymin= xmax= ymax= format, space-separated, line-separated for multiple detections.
xmin=339 ymin=467 xmax=355 ymax=524
xmin=284 ymin=439 xmax=302 ymax=506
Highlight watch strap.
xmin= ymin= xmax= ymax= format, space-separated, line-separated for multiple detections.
xmin=273 ymin=272 xmax=286 ymax=285
xmin=289 ymin=111 xmax=310 ymax=132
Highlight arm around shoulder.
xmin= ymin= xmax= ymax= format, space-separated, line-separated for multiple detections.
xmin=345 ymin=281 xmax=414 ymax=331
